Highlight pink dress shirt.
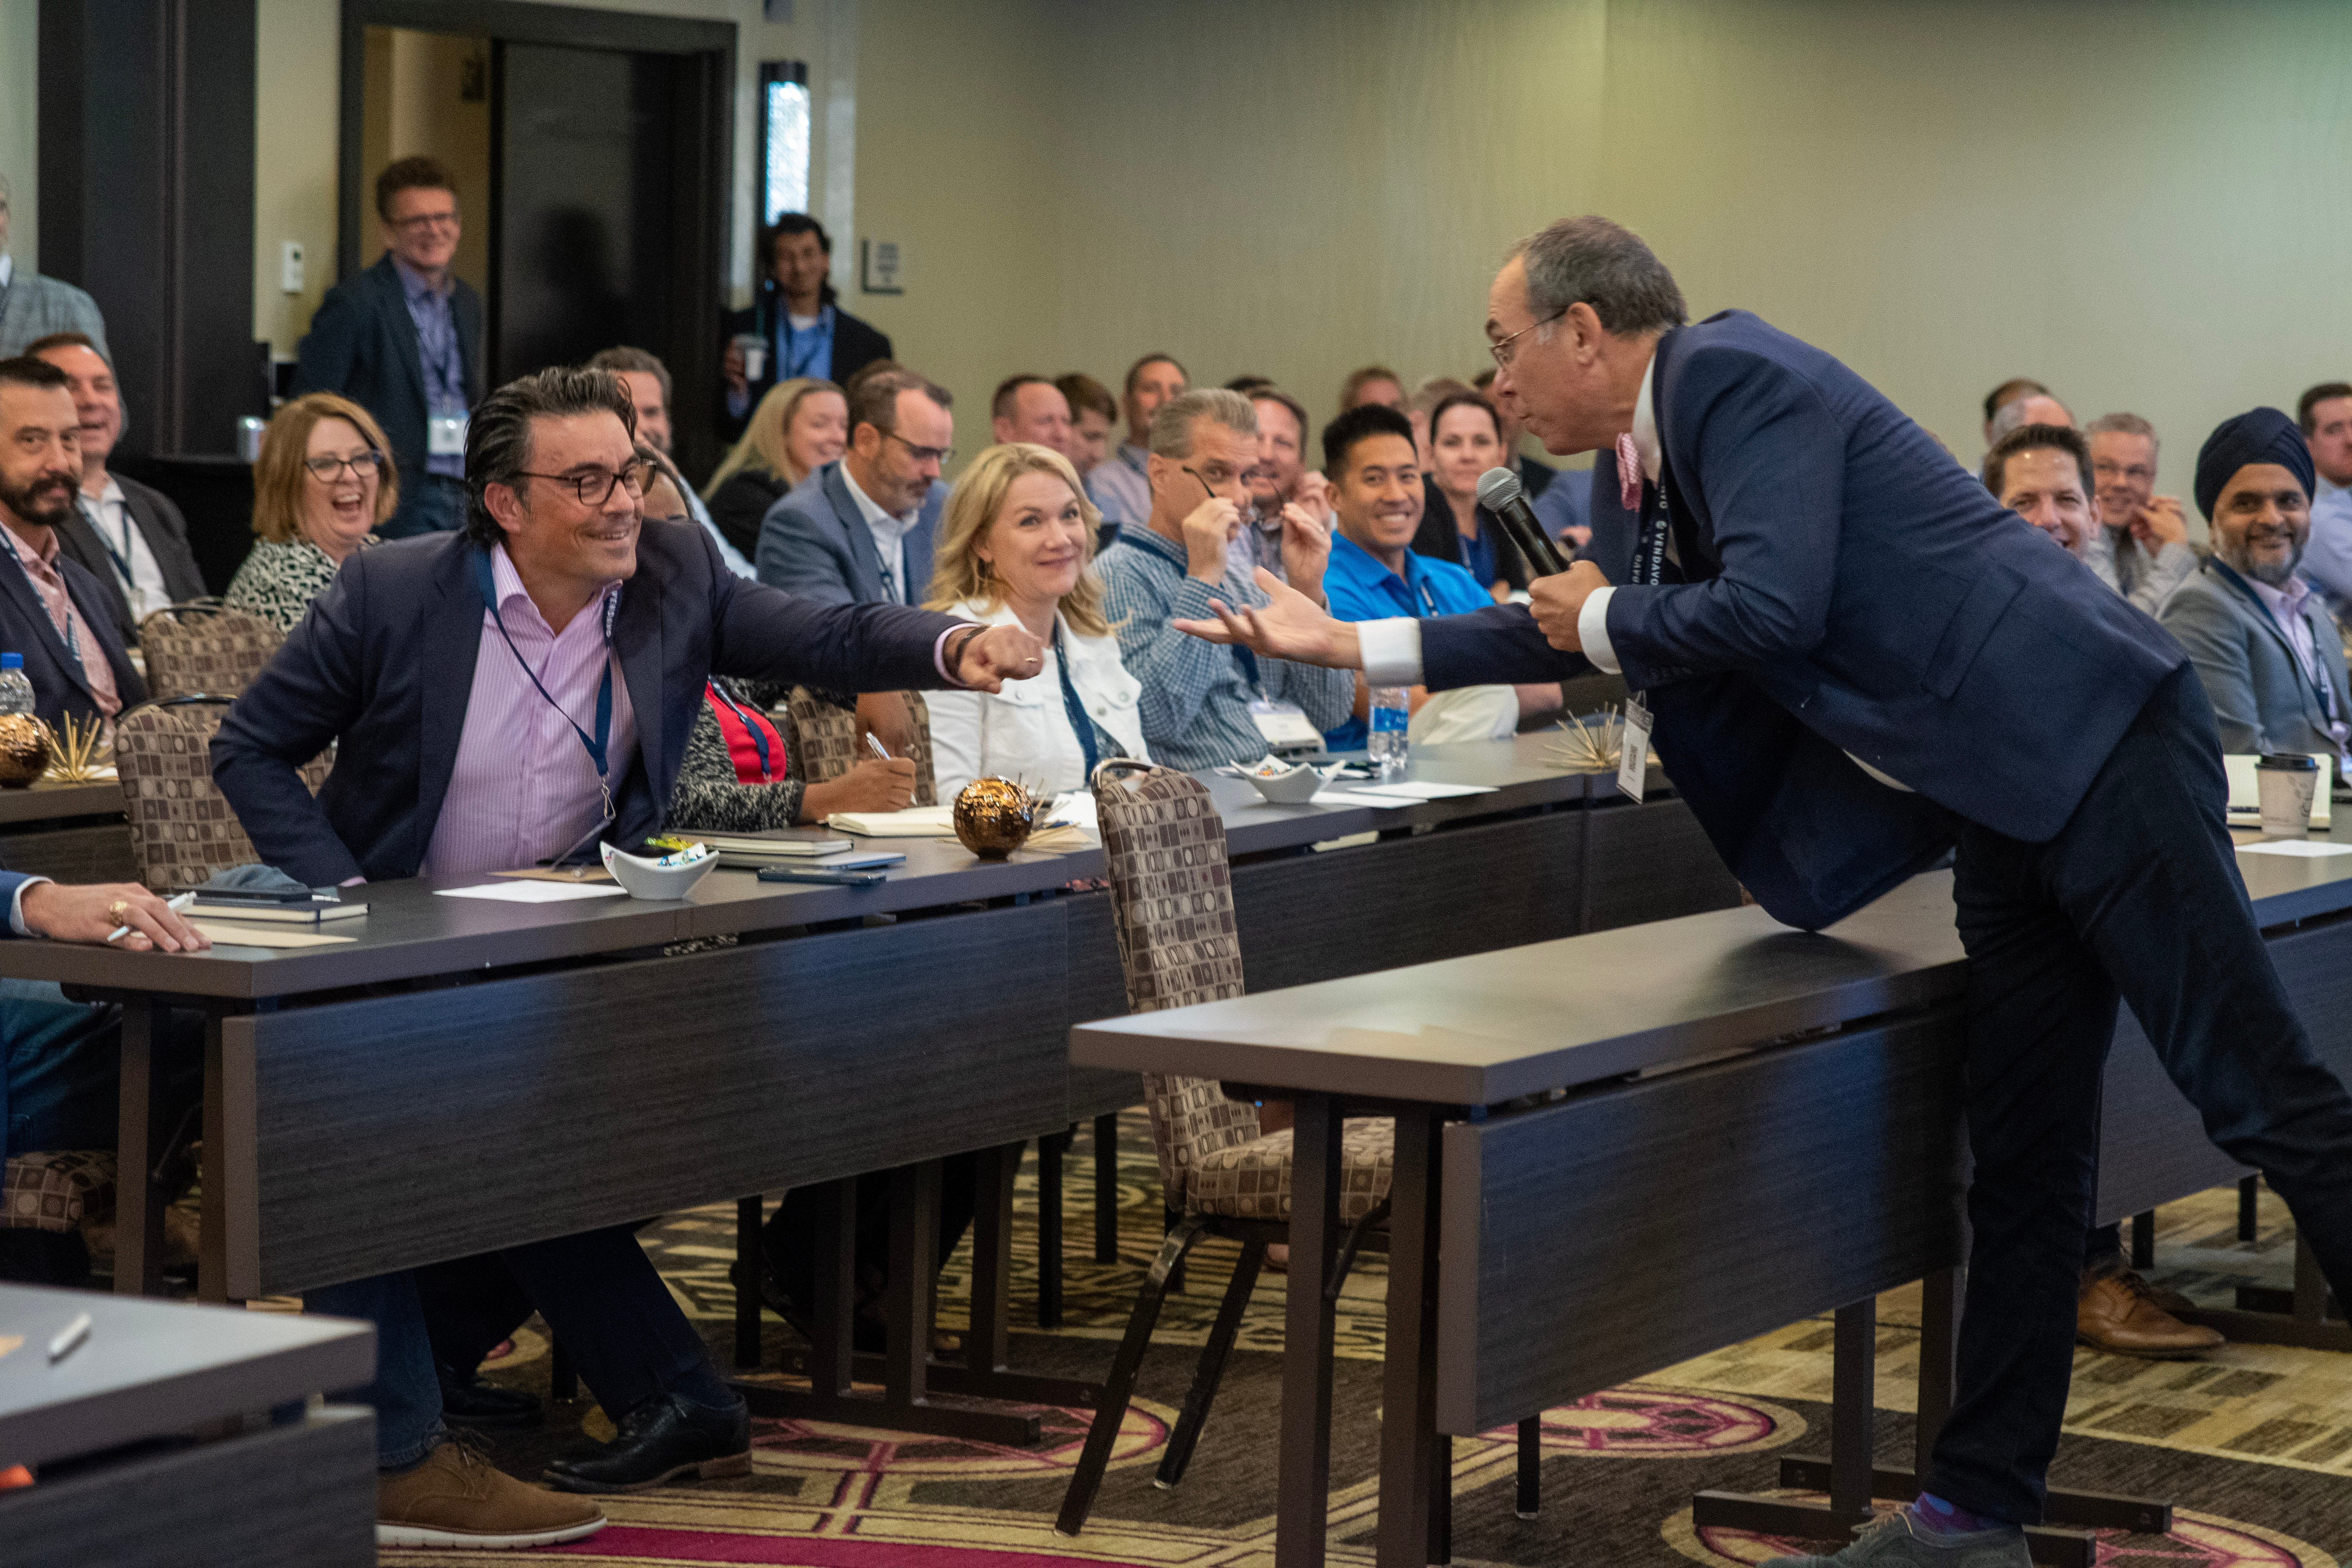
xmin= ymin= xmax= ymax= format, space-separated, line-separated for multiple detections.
xmin=421 ymin=545 xmax=637 ymax=882
xmin=0 ymin=523 xmax=119 ymax=722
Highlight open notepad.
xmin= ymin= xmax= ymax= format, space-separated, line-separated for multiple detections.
xmin=827 ymin=805 xmax=960 ymax=837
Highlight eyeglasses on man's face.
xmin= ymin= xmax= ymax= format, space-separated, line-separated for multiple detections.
xmin=884 ymin=430 xmax=954 ymax=466
xmin=516 ymin=460 xmax=656 ymax=507
xmin=1489 ymin=307 xmax=1569 ymax=370
xmin=304 ymin=451 xmax=387 ymax=482
xmin=391 ymin=210 xmax=460 ymax=234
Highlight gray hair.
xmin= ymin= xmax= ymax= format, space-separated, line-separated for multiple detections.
xmin=1149 ymin=388 xmax=1257 ymax=461
xmin=585 ymin=346 xmax=671 ymax=408
xmin=466 ymin=366 xmax=637 ymax=547
xmin=2084 ymin=411 xmax=2157 ymax=457
xmin=1511 ymin=216 xmax=1687 ymax=339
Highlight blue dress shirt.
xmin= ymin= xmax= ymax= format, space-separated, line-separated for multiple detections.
xmin=1320 ymin=531 xmax=1494 ymax=749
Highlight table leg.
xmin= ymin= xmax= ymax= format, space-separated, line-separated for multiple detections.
xmin=734 ymin=1196 xmax=764 ymax=1369
xmin=1037 ymin=1130 xmax=1064 ymax=1328
xmin=112 ymin=999 xmax=164 ymax=1296
xmin=198 ymin=1014 xmax=235 ymax=1304
xmin=1276 ymin=1092 xmax=1340 ymax=1568
xmin=1376 ymin=1105 xmax=1441 ymax=1568
xmin=1094 ymin=1112 xmax=1120 ymax=1262
xmin=969 ymin=1141 xmax=1017 ymax=1375
xmin=1829 ymin=1297 xmax=1874 ymax=1523
xmin=811 ymin=1179 xmax=857 ymax=1397
xmin=885 ymin=1160 xmax=939 ymax=1406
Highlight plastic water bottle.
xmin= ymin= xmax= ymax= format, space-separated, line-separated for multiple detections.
xmin=0 ymin=655 xmax=32 ymax=717
xmin=1369 ymin=686 xmax=1409 ymax=776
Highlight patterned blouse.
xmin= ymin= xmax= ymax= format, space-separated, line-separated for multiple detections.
xmin=223 ymin=535 xmax=377 ymax=634
xmin=665 ymin=678 xmax=809 ymax=831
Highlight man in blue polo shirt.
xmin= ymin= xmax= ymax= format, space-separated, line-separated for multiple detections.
xmin=1318 ymin=403 xmax=1558 ymax=748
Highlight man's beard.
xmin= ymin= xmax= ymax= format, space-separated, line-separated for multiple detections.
xmin=0 ymin=469 xmax=76 ymax=528
xmin=2222 ymin=537 xmax=2306 ymax=588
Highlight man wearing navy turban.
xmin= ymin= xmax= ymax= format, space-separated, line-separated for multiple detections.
xmin=2159 ymin=408 xmax=2349 ymax=768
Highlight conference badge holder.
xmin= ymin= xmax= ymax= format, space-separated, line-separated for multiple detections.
xmin=1618 ymin=694 xmax=1651 ymax=802
xmin=1249 ymin=697 xmax=1325 ymax=758
xmin=427 ymin=414 xmax=469 ymax=457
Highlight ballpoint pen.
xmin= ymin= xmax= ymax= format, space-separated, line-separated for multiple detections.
xmin=106 ymin=891 xmax=193 ymax=944
xmin=867 ymin=732 xmax=893 ymax=763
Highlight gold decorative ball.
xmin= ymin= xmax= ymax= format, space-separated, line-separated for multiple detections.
xmin=953 ymin=776 xmax=1037 ymax=859
xmin=0 ymin=715 xmax=52 ymax=789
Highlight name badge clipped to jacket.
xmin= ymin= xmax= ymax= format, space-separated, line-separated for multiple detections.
xmin=1248 ymin=697 xmax=1322 ymax=750
xmin=1618 ymin=694 xmax=1652 ymax=803
xmin=427 ymin=414 xmax=469 ymax=457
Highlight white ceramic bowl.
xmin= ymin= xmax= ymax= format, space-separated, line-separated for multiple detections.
xmin=1244 ymin=762 xmax=1325 ymax=805
xmin=600 ymin=841 xmax=718 ymax=901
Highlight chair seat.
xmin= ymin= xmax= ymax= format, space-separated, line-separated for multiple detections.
xmin=2 ymin=1150 xmax=117 ymax=1234
xmin=1190 ymin=1119 xmax=1392 ymax=1222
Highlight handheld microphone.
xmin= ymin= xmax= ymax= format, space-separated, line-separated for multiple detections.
xmin=1476 ymin=467 xmax=1571 ymax=578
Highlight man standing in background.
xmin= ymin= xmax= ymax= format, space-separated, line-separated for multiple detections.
xmin=294 ymin=158 xmax=484 ymax=539
xmin=719 ymin=215 xmax=893 ymax=443
xmin=0 ymin=175 xmax=108 ymax=359
xmin=1086 ymin=354 xmax=1188 ymax=533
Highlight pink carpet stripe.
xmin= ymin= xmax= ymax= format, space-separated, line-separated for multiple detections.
xmin=550 ymin=1525 xmax=1128 ymax=1566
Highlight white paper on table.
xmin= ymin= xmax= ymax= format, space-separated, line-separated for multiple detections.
xmin=1309 ymin=789 xmax=1407 ymax=806
xmin=436 ymin=882 xmax=632 ymax=903
xmin=827 ymin=805 xmax=960 ymax=837
xmin=1343 ymin=781 xmax=1498 ymax=801
xmin=1043 ymin=792 xmax=1099 ymax=830
xmin=2237 ymin=839 xmax=2352 ymax=858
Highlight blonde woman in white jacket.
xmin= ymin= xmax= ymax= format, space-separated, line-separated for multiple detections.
xmin=924 ymin=443 xmax=1150 ymax=794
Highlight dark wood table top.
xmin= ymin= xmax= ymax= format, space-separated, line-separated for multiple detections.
xmin=0 ymin=1285 xmax=371 ymax=1469
xmin=0 ymin=780 xmax=122 ymax=827
xmin=1072 ymin=828 xmax=2352 ymax=1108
xmin=0 ymin=737 xmax=1622 ymax=1000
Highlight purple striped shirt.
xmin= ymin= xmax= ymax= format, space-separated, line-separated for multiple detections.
xmin=421 ymin=545 xmax=637 ymax=882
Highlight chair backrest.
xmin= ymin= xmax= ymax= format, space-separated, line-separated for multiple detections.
xmin=138 ymin=606 xmax=283 ymax=702
xmin=783 ymin=688 xmax=938 ymax=806
xmin=1091 ymin=760 xmax=1259 ymax=1213
xmin=114 ymin=700 xmax=330 ymax=891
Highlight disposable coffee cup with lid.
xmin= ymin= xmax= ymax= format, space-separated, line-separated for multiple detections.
xmin=2255 ymin=752 xmax=2320 ymax=838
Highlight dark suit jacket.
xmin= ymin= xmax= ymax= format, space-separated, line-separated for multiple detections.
xmin=292 ymin=255 xmax=486 ymax=501
xmin=55 ymin=475 xmax=210 ymax=640
xmin=716 ymin=291 xmax=892 ymax=441
xmin=706 ymin=469 xmax=789 ymax=562
xmin=0 ymin=539 xmax=149 ymax=730
xmin=754 ymin=462 xmax=944 ymax=607
xmin=210 ymin=521 xmax=961 ymax=886
xmin=2159 ymin=560 xmax=2352 ymax=760
xmin=1422 ymin=310 xmax=2185 ymax=930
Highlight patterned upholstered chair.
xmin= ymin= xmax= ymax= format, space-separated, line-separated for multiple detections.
xmin=0 ymin=1149 xmax=116 ymax=1282
xmin=114 ymin=698 xmax=331 ymax=892
xmin=137 ymin=606 xmax=283 ymax=702
xmin=1056 ymin=760 xmax=1398 ymax=1537
xmin=781 ymin=687 xmax=939 ymax=805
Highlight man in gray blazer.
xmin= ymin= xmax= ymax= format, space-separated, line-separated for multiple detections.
xmin=2160 ymin=408 xmax=2351 ymax=767
xmin=0 ymin=175 xmax=107 ymax=359
xmin=756 ymin=366 xmax=948 ymax=607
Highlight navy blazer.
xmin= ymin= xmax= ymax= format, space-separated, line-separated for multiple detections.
xmin=716 ymin=293 xmax=892 ymax=442
xmin=55 ymin=474 xmax=212 ymax=640
xmin=292 ymin=255 xmax=486 ymax=497
xmin=754 ymin=461 xmax=944 ymax=607
xmin=0 ymin=539 xmax=148 ymax=730
xmin=210 ymin=521 xmax=962 ymax=886
xmin=1424 ymin=310 xmax=2186 ymax=930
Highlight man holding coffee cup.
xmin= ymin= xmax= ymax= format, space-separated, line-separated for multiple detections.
xmin=2158 ymin=408 xmax=2352 ymax=780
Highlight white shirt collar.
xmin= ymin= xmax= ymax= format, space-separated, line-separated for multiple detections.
xmin=0 ymin=254 xmax=13 ymax=289
xmin=1631 ymin=346 xmax=1662 ymax=484
xmin=841 ymin=462 xmax=919 ymax=537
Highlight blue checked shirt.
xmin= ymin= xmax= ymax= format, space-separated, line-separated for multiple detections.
xmin=1097 ymin=526 xmax=1356 ymax=770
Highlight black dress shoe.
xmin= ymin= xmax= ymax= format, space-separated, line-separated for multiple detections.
xmin=436 ymin=1363 xmax=543 ymax=1429
xmin=542 ymin=1391 xmax=751 ymax=1494
xmin=735 ymin=1258 xmax=887 ymax=1355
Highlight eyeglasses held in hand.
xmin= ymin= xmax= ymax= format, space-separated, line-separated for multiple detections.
xmin=303 ymin=452 xmax=387 ymax=481
xmin=883 ymin=430 xmax=955 ymax=466
xmin=1489 ymin=307 xmax=1568 ymax=369
xmin=516 ymin=460 xmax=657 ymax=507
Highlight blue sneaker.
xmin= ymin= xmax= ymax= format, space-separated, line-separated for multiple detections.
xmin=1759 ymin=1506 xmax=2030 ymax=1568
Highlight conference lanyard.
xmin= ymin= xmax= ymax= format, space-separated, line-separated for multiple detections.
xmin=1051 ymin=624 xmax=1101 ymax=783
xmin=76 ymin=498 xmax=136 ymax=589
xmin=0 ymin=526 xmax=83 ymax=674
xmin=706 ymin=680 xmax=787 ymax=784
xmin=1631 ymin=470 xmax=1673 ymax=588
xmin=2209 ymin=559 xmax=2342 ymax=724
xmin=473 ymin=549 xmax=618 ymax=819
xmin=775 ymin=307 xmax=833 ymax=381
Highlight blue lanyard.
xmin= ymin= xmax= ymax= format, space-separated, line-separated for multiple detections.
xmin=707 ymin=680 xmax=777 ymax=779
xmin=472 ymin=549 xmax=617 ymax=790
xmin=76 ymin=498 xmax=135 ymax=588
xmin=776 ymin=308 xmax=832 ymax=380
xmin=0 ymin=527 xmax=83 ymax=673
xmin=1051 ymin=625 xmax=1100 ymax=782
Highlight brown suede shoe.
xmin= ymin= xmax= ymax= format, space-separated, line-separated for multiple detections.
xmin=378 ymin=1439 xmax=607 ymax=1549
xmin=2077 ymin=1270 xmax=2223 ymax=1359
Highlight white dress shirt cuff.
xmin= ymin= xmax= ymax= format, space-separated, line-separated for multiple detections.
xmin=1357 ymin=618 xmax=1424 ymax=688
xmin=10 ymin=876 xmax=54 ymax=937
xmin=1579 ymin=586 xmax=1621 ymax=674
xmin=935 ymin=623 xmax=985 ymax=686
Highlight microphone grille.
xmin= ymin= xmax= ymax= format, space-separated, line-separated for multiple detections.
xmin=1476 ymin=466 xmax=1523 ymax=509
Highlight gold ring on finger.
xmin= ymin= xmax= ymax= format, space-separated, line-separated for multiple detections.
xmin=106 ymin=901 xmax=130 ymax=924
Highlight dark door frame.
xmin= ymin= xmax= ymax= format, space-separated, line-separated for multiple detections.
xmin=336 ymin=0 xmax=735 ymax=466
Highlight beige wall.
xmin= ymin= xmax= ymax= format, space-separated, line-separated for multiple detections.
xmin=359 ymin=30 xmax=494 ymax=294
xmin=0 ymin=0 xmax=38 ymax=275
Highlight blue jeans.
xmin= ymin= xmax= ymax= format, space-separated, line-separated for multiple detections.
xmin=380 ymin=471 xmax=468 ymax=540
xmin=308 ymin=1224 xmax=736 ymax=1470
xmin=1928 ymin=665 xmax=2352 ymax=1522
xmin=2 ymin=981 xmax=202 ymax=1159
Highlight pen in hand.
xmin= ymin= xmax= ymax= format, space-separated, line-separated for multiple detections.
xmin=106 ymin=891 xmax=193 ymax=945
xmin=866 ymin=732 xmax=893 ymax=763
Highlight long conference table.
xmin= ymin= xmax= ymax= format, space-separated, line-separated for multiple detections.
xmin=0 ymin=736 xmax=1740 ymax=1325
xmin=1072 ymin=828 xmax=2352 ymax=1567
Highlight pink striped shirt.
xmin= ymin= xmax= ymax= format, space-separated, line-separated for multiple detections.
xmin=421 ymin=545 xmax=637 ymax=882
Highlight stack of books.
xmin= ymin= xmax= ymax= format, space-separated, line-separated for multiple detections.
xmin=694 ymin=827 xmax=858 ymax=869
xmin=185 ymin=888 xmax=369 ymax=925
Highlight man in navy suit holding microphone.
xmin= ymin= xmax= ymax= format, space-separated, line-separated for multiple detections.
xmin=1177 ymin=217 xmax=2352 ymax=1567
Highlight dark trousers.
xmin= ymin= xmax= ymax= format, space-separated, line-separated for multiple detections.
xmin=1927 ymin=664 xmax=2352 ymax=1521
xmin=381 ymin=471 xmax=467 ymax=540
xmin=763 ymin=1153 xmax=980 ymax=1317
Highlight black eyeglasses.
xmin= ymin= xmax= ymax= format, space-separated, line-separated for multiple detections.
xmin=883 ymin=430 xmax=955 ymax=466
xmin=1489 ymin=307 xmax=1568 ymax=370
xmin=303 ymin=452 xmax=386 ymax=481
xmin=515 ymin=460 xmax=656 ymax=506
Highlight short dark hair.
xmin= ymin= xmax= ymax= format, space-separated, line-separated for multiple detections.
xmin=1511 ymin=216 xmax=1686 ymax=336
xmin=1982 ymin=377 xmax=2048 ymax=428
xmin=1982 ymin=422 xmax=2091 ymax=500
xmin=1428 ymin=389 xmax=1502 ymax=446
xmin=22 ymin=331 xmax=101 ymax=362
xmin=991 ymin=374 xmax=1054 ymax=421
xmin=1321 ymin=402 xmax=1416 ymax=475
xmin=1224 ymin=374 xmax=1274 ymax=396
xmin=585 ymin=346 xmax=671 ymax=408
xmin=1250 ymin=388 xmax=1310 ymax=449
xmin=1339 ymin=365 xmax=1403 ymax=409
xmin=2299 ymin=382 xmax=2352 ymax=436
xmin=376 ymin=156 xmax=456 ymax=220
xmin=465 ymin=367 xmax=637 ymax=547
xmin=1123 ymin=353 xmax=1186 ymax=397
xmin=1055 ymin=372 xmax=1115 ymax=424
xmin=762 ymin=215 xmax=837 ymax=305
xmin=0 ymin=356 xmax=71 ymax=394
xmin=848 ymin=368 xmax=951 ymax=440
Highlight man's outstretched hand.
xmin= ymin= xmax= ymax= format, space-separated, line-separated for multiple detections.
xmin=1172 ymin=569 xmax=1365 ymax=670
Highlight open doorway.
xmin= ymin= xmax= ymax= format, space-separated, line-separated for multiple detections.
xmin=339 ymin=3 xmax=734 ymax=477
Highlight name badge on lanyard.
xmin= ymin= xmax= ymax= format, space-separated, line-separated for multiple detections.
xmin=427 ymin=414 xmax=469 ymax=457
